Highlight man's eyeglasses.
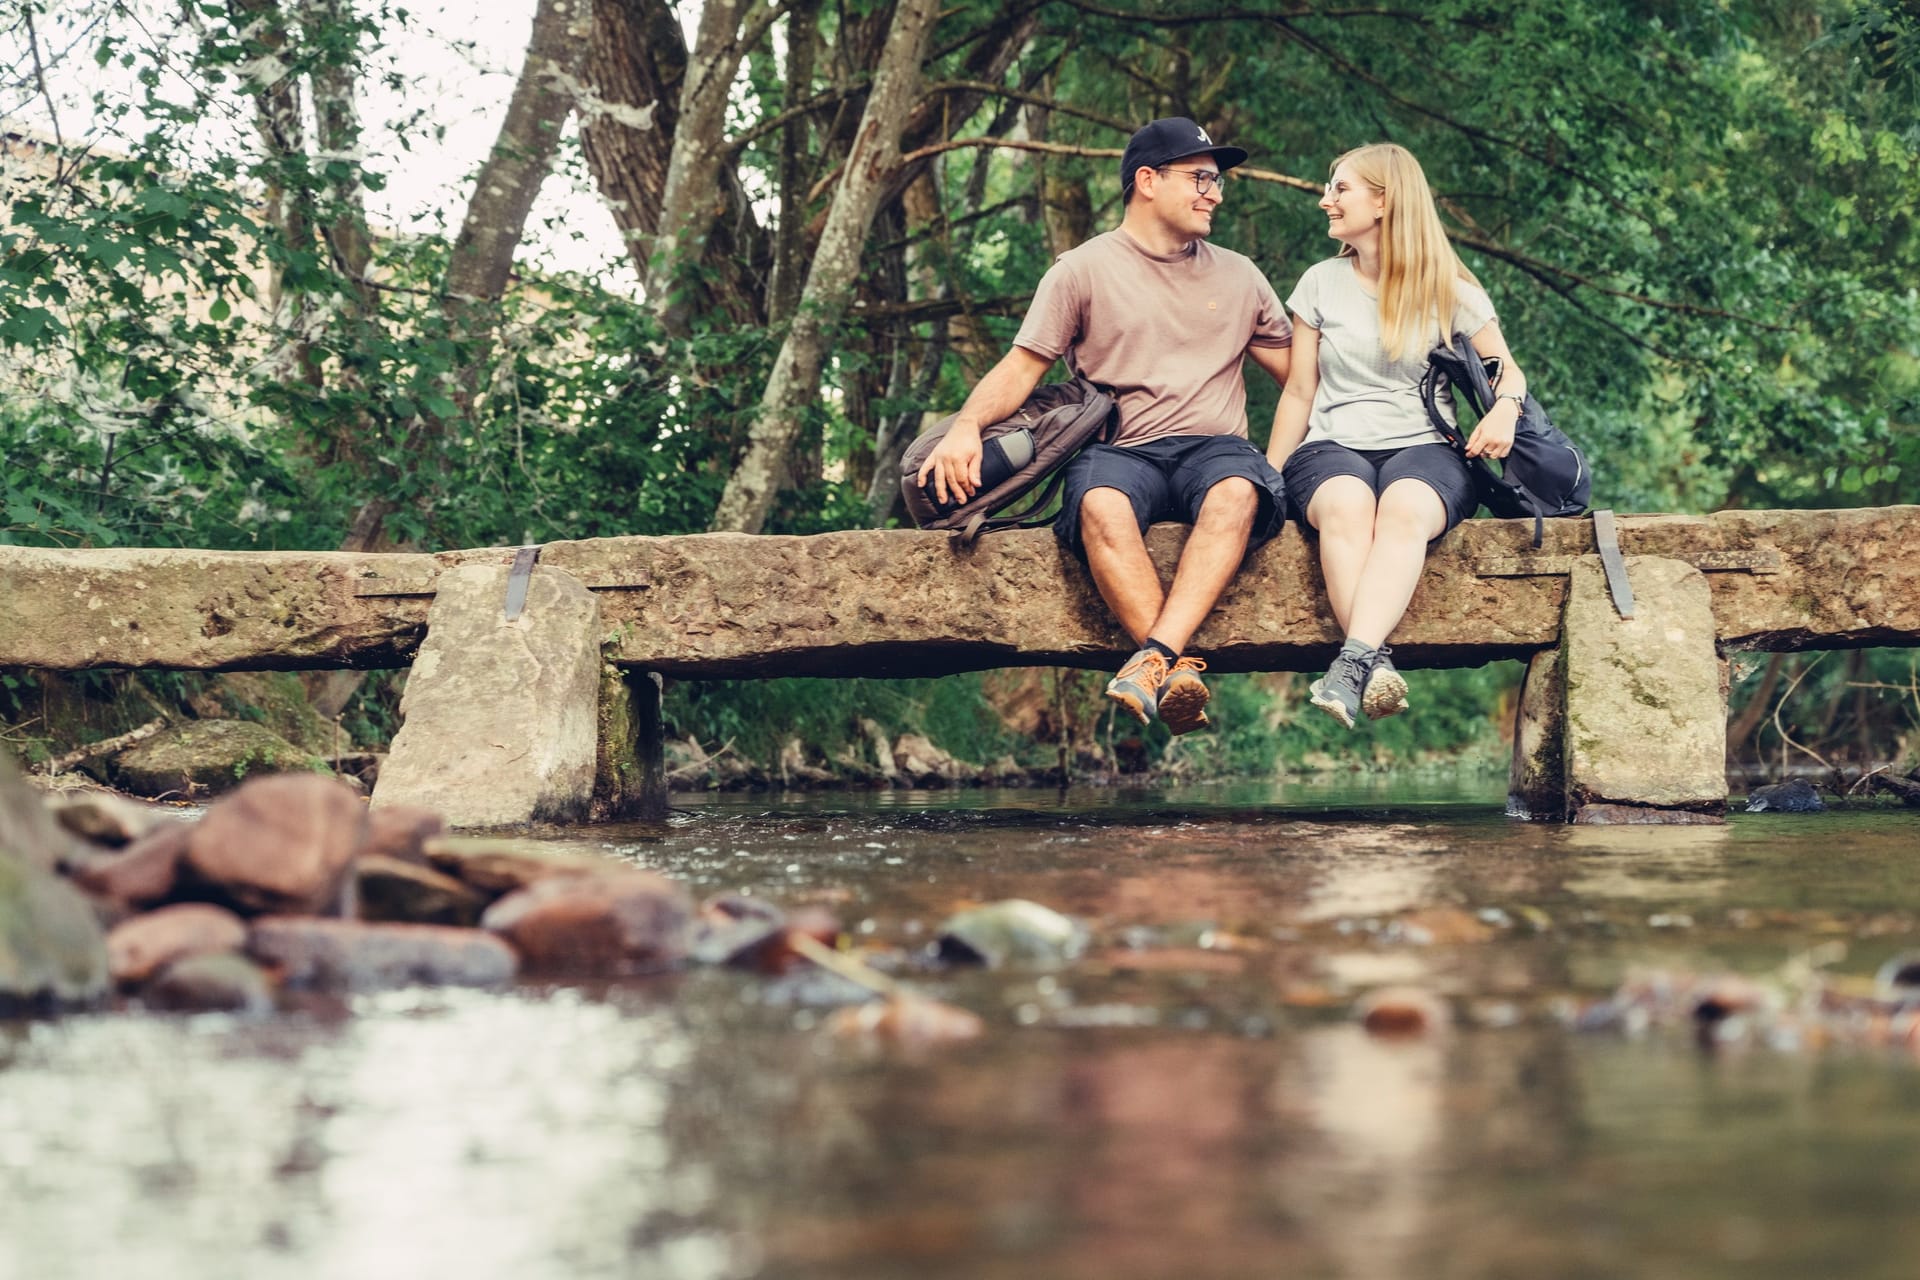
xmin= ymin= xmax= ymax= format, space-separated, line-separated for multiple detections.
xmin=1156 ymin=166 xmax=1228 ymax=196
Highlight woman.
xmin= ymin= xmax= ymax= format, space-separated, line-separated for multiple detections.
xmin=1267 ymin=143 xmax=1524 ymax=729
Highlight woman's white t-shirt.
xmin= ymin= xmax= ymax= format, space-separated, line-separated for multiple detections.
xmin=1286 ymin=256 xmax=1496 ymax=450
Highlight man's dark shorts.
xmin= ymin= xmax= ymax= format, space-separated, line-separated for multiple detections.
xmin=1281 ymin=440 xmax=1477 ymax=535
xmin=1055 ymin=434 xmax=1287 ymax=559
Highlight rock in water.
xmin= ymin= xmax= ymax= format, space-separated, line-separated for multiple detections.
xmin=1746 ymin=779 xmax=1825 ymax=813
xmin=185 ymin=774 xmax=367 ymax=915
xmin=107 ymin=903 xmax=248 ymax=985
xmin=936 ymin=899 xmax=1087 ymax=968
xmin=0 ymin=854 xmax=110 ymax=1012
xmin=480 ymin=871 xmax=693 ymax=976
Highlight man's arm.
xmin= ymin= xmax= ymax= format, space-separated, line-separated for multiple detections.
xmin=916 ymin=345 xmax=1054 ymax=505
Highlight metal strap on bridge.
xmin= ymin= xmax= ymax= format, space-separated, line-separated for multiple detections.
xmin=1591 ymin=509 xmax=1635 ymax=620
xmin=503 ymin=545 xmax=542 ymax=621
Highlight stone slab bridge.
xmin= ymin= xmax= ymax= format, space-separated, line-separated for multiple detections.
xmin=3 ymin=507 xmax=1916 ymax=828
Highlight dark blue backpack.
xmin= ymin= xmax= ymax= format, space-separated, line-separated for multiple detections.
xmin=1419 ymin=334 xmax=1590 ymax=545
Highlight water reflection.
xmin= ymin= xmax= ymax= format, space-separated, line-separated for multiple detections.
xmin=4 ymin=787 xmax=1920 ymax=1279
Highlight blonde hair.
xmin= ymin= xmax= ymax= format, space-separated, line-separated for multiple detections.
xmin=1333 ymin=143 xmax=1480 ymax=361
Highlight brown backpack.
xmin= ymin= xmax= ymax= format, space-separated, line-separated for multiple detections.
xmin=898 ymin=378 xmax=1117 ymax=544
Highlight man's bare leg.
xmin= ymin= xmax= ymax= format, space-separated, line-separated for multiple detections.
xmin=1141 ymin=477 xmax=1258 ymax=653
xmin=1080 ymin=487 xmax=1164 ymax=646
xmin=1086 ymin=479 xmax=1258 ymax=733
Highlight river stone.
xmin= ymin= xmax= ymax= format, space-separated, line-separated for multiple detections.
xmin=361 ymin=804 xmax=445 ymax=865
xmin=356 ymin=854 xmax=487 ymax=927
xmin=107 ymin=902 xmax=248 ymax=985
xmin=1746 ymin=779 xmax=1825 ymax=813
xmin=1562 ymin=556 xmax=1727 ymax=822
xmin=422 ymin=836 xmax=615 ymax=896
xmin=249 ymin=917 xmax=519 ymax=991
xmin=936 ymin=899 xmax=1088 ymax=969
xmin=50 ymin=791 xmax=173 ymax=848
xmin=69 ymin=820 xmax=191 ymax=908
xmin=1 ymin=750 xmax=68 ymax=872
xmin=111 ymin=719 xmax=326 ymax=799
xmin=0 ymin=850 xmax=110 ymax=1012
xmin=372 ymin=563 xmax=601 ymax=828
xmin=186 ymin=774 xmax=367 ymax=915
xmin=143 ymin=951 xmax=276 ymax=1014
xmin=481 ymin=871 xmax=692 ymax=976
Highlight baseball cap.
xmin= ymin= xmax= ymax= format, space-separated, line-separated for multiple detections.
xmin=1119 ymin=117 xmax=1249 ymax=198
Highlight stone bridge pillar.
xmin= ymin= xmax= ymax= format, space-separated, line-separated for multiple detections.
xmin=1510 ymin=555 xmax=1728 ymax=824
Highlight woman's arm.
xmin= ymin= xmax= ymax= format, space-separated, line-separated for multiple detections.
xmin=1465 ymin=321 xmax=1524 ymax=460
xmin=1266 ymin=321 xmax=1320 ymax=470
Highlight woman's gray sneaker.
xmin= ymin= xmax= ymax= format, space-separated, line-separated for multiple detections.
xmin=1309 ymin=649 xmax=1371 ymax=730
xmin=1362 ymin=645 xmax=1410 ymax=721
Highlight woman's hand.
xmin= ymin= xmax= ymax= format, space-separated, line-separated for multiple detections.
xmin=1465 ymin=399 xmax=1518 ymax=459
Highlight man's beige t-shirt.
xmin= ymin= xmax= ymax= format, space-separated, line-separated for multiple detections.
xmin=1013 ymin=229 xmax=1292 ymax=447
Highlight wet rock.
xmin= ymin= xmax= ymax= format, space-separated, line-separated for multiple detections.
xmin=372 ymin=563 xmax=601 ymax=827
xmin=186 ymin=774 xmax=366 ymax=915
xmin=111 ymin=720 xmax=326 ymax=800
xmin=0 ymin=850 xmax=110 ymax=1012
xmin=67 ymin=820 xmax=191 ymax=909
xmin=826 ymin=994 xmax=985 ymax=1044
xmin=107 ymin=902 xmax=248 ymax=985
xmin=50 ymin=792 xmax=172 ymax=848
xmin=778 ymin=738 xmax=836 ymax=787
xmin=1876 ymin=952 xmax=1920 ymax=1000
xmin=481 ymin=871 xmax=692 ymax=976
xmin=361 ymin=805 xmax=445 ymax=865
xmin=1 ymin=751 xmax=69 ymax=872
xmin=936 ymin=899 xmax=1088 ymax=969
xmin=893 ymin=734 xmax=973 ymax=787
xmin=422 ymin=836 xmax=613 ymax=896
xmin=249 ymin=917 xmax=518 ymax=991
xmin=356 ymin=854 xmax=487 ymax=927
xmin=143 ymin=950 xmax=276 ymax=1013
xmin=1391 ymin=907 xmax=1497 ymax=946
xmin=1746 ymin=779 xmax=1825 ymax=813
xmin=1357 ymin=987 xmax=1452 ymax=1036
xmin=691 ymin=899 xmax=841 ymax=974
xmin=690 ymin=894 xmax=785 ymax=966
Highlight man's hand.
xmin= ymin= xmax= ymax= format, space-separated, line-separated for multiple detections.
xmin=1465 ymin=400 xmax=1518 ymax=459
xmin=918 ymin=421 xmax=984 ymax=506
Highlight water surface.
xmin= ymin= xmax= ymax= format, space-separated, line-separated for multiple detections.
xmin=5 ymin=781 xmax=1919 ymax=1280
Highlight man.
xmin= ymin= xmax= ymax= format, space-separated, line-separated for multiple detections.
xmin=917 ymin=117 xmax=1292 ymax=734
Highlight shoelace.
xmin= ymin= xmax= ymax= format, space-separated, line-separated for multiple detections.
xmin=1171 ymin=656 xmax=1207 ymax=676
xmin=1120 ymin=649 xmax=1170 ymax=686
xmin=1329 ymin=649 xmax=1371 ymax=688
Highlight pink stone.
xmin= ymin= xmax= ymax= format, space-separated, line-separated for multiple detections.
xmin=107 ymin=902 xmax=248 ymax=985
xmin=481 ymin=871 xmax=691 ymax=977
xmin=186 ymin=774 xmax=366 ymax=914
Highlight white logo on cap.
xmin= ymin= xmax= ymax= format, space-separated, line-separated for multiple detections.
xmin=1197 ymin=126 xmax=1212 ymax=144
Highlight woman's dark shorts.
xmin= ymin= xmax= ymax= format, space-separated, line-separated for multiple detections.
xmin=1054 ymin=434 xmax=1287 ymax=559
xmin=1281 ymin=440 xmax=1477 ymax=535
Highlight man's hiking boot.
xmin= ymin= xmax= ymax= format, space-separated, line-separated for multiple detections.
xmin=1158 ymin=657 xmax=1211 ymax=735
xmin=1361 ymin=645 xmax=1410 ymax=721
xmin=1309 ymin=647 xmax=1371 ymax=730
xmin=1106 ymin=647 xmax=1170 ymax=726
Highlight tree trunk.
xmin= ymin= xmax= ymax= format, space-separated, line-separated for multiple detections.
xmin=577 ymin=0 xmax=681 ymax=249
xmin=446 ymin=0 xmax=585 ymax=306
xmin=768 ymin=0 xmax=822 ymax=326
xmin=709 ymin=0 xmax=943 ymax=535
